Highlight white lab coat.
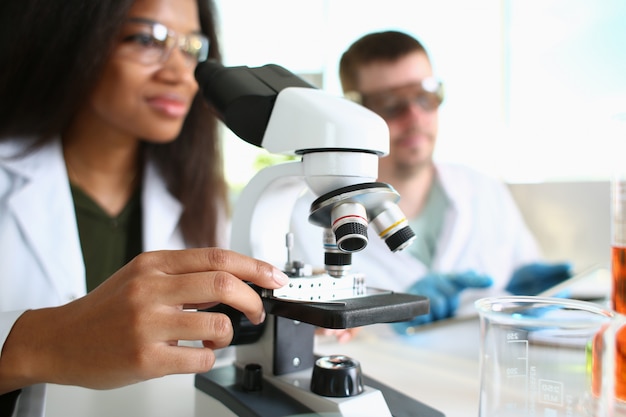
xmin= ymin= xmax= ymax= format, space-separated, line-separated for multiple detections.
xmin=0 ymin=138 xmax=186 ymax=417
xmin=289 ymin=162 xmax=542 ymax=317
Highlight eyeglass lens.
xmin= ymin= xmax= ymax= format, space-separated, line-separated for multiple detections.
xmin=118 ymin=18 xmax=209 ymax=66
xmin=362 ymin=79 xmax=444 ymax=120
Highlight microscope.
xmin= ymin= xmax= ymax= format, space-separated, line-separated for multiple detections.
xmin=193 ymin=61 xmax=443 ymax=417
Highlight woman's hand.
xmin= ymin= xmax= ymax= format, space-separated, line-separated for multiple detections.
xmin=0 ymin=248 xmax=288 ymax=392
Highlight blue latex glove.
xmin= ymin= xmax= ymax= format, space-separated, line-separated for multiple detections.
xmin=391 ymin=271 xmax=493 ymax=334
xmin=505 ymin=262 xmax=573 ymax=296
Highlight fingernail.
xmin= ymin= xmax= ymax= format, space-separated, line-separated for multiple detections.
xmin=273 ymin=268 xmax=289 ymax=286
xmin=257 ymin=310 xmax=266 ymax=325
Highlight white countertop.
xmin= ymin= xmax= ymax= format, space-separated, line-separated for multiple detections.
xmin=45 ymin=317 xmax=481 ymax=417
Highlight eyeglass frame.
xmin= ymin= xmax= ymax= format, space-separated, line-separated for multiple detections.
xmin=116 ymin=17 xmax=210 ymax=67
xmin=345 ymin=77 xmax=445 ymax=120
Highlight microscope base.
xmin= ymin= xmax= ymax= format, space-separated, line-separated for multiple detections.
xmin=195 ymin=364 xmax=445 ymax=417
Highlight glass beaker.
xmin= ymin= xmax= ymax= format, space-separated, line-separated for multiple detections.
xmin=476 ymin=296 xmax=625 ymax=417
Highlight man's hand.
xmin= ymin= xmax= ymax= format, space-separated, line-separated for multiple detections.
xmin=506 ymin=262 xmax=572 ymax=296
xmin=316 ymin=327 xmax=362 ymax=343
xmin=391 ymin=271 xmax=493 ymax=334
xmin=0 ymin=248 xmax=288 ymax=393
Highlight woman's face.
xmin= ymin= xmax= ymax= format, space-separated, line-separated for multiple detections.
xmin=86 ymin=0 xmax=204 ymax=143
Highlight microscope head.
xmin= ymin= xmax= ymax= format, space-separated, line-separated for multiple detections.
xmin=195 ymin=60 xmax=388 ymax=192
xmin=195 ymin=60 xmax=389 ymax=155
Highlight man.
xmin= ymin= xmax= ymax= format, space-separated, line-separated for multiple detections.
xmin=289 ymin=31 xmax=571 ymax=333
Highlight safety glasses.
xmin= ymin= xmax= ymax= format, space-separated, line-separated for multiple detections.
xmin=349 ymin=77 xmax=444 ymax=120
xmin=116 ymin=17 xmax=209 ymax=67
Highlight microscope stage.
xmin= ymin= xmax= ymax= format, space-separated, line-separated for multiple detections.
xmin=263 ymin=289 xmax=429 ymax=329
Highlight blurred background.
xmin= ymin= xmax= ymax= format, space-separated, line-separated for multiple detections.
xmin=212 ymin=0 xmax=626 ymax=189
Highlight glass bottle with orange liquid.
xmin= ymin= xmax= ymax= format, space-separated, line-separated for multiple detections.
xmin=591 ymin=116 xmax=626 ymax=411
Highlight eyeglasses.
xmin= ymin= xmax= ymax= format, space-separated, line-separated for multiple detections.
xmin=347 ymin=77 xmax=444 ymax=120
xmin=116 ymin=17 xmax=210 ymax=66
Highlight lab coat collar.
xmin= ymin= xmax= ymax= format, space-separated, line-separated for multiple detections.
xmin=1 ymin=139 xmax=186 ymax=301
xmin=3 ymin=139 xmax=86 ymax=299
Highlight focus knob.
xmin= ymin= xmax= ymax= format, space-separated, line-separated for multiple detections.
xmin=241 ymin=363 xmax=263 ymax=391
xmin=310 ymin=355 xmax=364 ymax=397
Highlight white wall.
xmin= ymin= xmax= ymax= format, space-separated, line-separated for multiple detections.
xmin=214 ymin=0 xmax=626 ymax=187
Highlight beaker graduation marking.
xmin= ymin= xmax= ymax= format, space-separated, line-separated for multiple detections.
xmin=506 ymin=332 xmax=530 ymax=411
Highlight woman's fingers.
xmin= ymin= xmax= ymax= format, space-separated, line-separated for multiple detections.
xmin=163 ymin=309 xmax=235 ymax=348
xmin=142 ymin=248 xmax=289 ymax=289
xmin=163 ymin=271 xmax=267 ymax=324
xmin=157 ymin=344 xmax=217 ymax=376
xmin=126 ymin=248 xmax=288 ymax=326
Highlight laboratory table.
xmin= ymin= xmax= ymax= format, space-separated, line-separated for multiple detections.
xmin=45 ymin=317 xmax=481 ymax=417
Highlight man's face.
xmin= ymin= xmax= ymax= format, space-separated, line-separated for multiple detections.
xmin=356 ymin=52 xmax=439 ymax=177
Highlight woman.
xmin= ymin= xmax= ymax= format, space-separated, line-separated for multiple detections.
xmin=0 ymin=0 xmax=288 ymax=415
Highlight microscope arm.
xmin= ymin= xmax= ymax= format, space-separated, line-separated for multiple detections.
xmin=230 ymin=161 xmax=305 ymax=266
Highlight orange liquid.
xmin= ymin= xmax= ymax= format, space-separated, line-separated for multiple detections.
xmin=611 ymin=246 xmax=626 ymax=400
xmin=592 ymin=247 xmax=626 ymax=401
xmin=591 ymin=246 xmax=626 ymax=401
xmin=613 ymin=246 xmax=626 ymax=313
xmin=619 ymin=329 xmax=626 ymax=401
xmin=591 ymin=325 xmax=626 ymax=402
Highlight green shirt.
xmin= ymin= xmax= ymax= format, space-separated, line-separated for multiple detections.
xmin=70 ymin=184 xmax=143 ymax=292
xmin=406 ymin=178 xmax=449 ymax=268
